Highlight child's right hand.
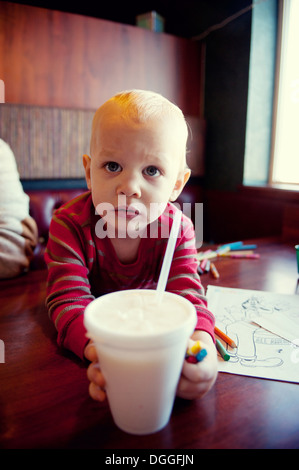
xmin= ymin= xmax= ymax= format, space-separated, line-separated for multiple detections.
xmin=84 ymin=342 xmax=107 ymax=402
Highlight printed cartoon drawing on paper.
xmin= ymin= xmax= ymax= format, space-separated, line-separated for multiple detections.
xmin=207 ymin=286 xmax=299 ymax=383
xmin=217 ymin=294 xmax=292 ymax=368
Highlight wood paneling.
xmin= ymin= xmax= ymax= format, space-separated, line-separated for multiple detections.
xmin=282 ymin=205 xmax=299 ymax=243
xmin=0 ymin=104 xmax=93 ymax=178
xmin=0 ymin=104 xmax=205 ymax=179
xmin=0 ymin=2 xmax=203 ymax=115
xmin=204 ymin=185 xmax=299 ymax=243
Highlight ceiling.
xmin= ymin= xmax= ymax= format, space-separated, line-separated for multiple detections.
xmin=8 ymin=0 xmax=252 ymax=39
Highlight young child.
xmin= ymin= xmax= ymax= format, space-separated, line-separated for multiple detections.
xmin=45 ymin=89 xmax=217 ymax=401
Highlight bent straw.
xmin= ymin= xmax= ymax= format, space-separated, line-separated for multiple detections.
xmin=156 ymin=210 xmax=182 ymax=304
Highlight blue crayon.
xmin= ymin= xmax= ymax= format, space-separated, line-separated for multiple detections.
xmin=196 ymin=349 xmax=207 ymax=362
xmin=218 ymin=241 xmax=243 ymax=251
xmin=230 ymin=244 xmax=257 ymax=251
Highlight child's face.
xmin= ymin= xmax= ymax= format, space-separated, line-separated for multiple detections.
xmin=84 ymin=106 xmax=189 ymax=234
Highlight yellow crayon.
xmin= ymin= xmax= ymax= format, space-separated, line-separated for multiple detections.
xmin=190 ymin=340 xmax=201 ymax=355
xmin=187 ymin=340 xmax=201 ymax=356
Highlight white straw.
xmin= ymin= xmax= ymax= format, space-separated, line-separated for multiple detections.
xmin=156 ymin=210 xmax=182 ymax=304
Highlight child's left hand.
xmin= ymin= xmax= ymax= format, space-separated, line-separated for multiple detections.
xmin=176 ymin=330 xmax=218 ymax=400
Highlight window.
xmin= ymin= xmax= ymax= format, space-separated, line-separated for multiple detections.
xmin=243 ymin=0 xmax=277 ymax=187
xmin=270 ymin=0 xmax=299 ymax=186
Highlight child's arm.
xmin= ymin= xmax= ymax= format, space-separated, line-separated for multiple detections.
xmin=167 ymin=214 xmax=215 ymax=342
xmin=45 ymin=210 xmax=93 ymax=359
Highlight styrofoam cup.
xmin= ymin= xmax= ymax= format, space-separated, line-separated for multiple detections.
xmin=84 ymin=289 xmax=197 ymax=435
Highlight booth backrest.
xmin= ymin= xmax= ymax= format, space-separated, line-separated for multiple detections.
xmin=26 ymin=183 xmax=202 ymax=269
xmin=27 ymin=188 xmax=85 ymax=269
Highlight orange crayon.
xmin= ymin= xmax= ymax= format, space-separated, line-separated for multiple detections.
xmin=214 ymin=326 xmax=237 ymax=349
xmin=210 ymin=262 xmax=219 ymax=279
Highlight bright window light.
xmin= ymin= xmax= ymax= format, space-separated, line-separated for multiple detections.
xmin=271 ymin=0 xmax=299 ymax=185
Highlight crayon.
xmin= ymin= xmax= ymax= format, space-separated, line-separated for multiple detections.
xmin=200 ymin=257 xmax=209 ymax=270
xmin=230 ymin=244 xmax=257 ymax=251
xmin=216 ymin=339 xmax=230 ymax=361
xmin=215 ymin=246 xmax=231 ymax=255
xmin=186 ymin=355 xmax=198 ymax=364
xmin=197 ymin=265 xmax=204 ymax=275
xmin=214 ymin=326 xmax=237 ymax=349
xmin=210 ymin=262 xmax=219 ymax=279
xmin=205 ymin=260 xmax=211 ymax=272
xmin=197 ymin=249 xmax=213 ymax=261
xmin=219 ymin=250 xmax=254 ymax=257
xmin=229 ymin=253 xmax=260 ymax=259
xmin=196 ymin=348 xmax=207 ymax=362
xmin=196 ymin=250 xmax=217 ymax=261
xmin=187 ymin=340 xmax=202 ymax=355
xmin=218 ymin=241 xmax=243 ymax=251
xmin=186 ymin=340 xmax=207 ymax=363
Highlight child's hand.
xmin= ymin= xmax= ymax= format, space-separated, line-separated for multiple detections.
xmin=84 ymin=341 xmax=106 ymax=402
xmin=176 ymin=331 xmax=218 ymax=400
xmin=84 ymin=331 xmax=218 ymax=404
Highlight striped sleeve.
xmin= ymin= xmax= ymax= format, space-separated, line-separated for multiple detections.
xmin=166 ymin=215 xmax=215 ymax=341
xmin=45 ymin=210 xmax=94 ymax=359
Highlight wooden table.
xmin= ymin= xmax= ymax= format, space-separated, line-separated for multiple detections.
xmin=0 ymin=237 xmax=299 ymax=450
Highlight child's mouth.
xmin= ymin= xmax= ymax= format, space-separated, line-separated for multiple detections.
xmin=115 ymin=206 xmax=140 ymax=219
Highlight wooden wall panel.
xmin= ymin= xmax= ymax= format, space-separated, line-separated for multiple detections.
xmin=282 ymin=205 xmax=299 ymax=243
xmin=0 ymin=104 xmax=93 ymax=178
xmin=204 ymin=186 xmax=299 ymax=243
xmin=0 ymin=104 xmax=206 ymax=179
xmin=0 ymin=2 xmax=203 ymax=115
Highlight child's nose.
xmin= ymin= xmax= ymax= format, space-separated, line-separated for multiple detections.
xmin=116 ymin=172 xmax=141 ymax=198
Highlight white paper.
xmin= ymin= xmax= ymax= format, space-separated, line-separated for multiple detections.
xmin=206 ymin=285 xmax=299 ymax=383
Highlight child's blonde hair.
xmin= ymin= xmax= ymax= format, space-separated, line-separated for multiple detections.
xmin=90 ymin=89 xmax=188 ymax=166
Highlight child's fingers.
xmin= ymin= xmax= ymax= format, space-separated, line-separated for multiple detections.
xmin=182 ymin=358 xmax=216 ymax=384
xmin=87 ymin=362 xmax=106 ymax=388
xmin=84 ymin=342 xmax=98 ymax=362
xmin=176 ymin=374 xmax=209 ymax=400
xmin=89 ymin=382 xmax=106 ymax=402
xmin=176 ymin=347 xmax=218 ymax=400
xmin=87 ymin=362 xmax=107 ymax=402
xmin=85 ymin=343 xmax=107 ymax=403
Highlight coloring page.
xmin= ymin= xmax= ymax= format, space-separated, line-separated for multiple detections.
xmin=206 ymin=285 xmax=299 ymax=383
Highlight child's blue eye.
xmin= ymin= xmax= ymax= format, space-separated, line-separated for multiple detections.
xmin=105 ymin=161 xmax=121 ymax=172
xmin=144 ymin=166 xmax=160 ymax=177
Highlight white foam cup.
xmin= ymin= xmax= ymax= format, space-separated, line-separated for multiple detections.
xmin=84 ymin=289 xmax=197 ymax=435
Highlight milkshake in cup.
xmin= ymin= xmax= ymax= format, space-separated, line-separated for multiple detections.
xmin=84 ymin=289 xmax=197 ymax=435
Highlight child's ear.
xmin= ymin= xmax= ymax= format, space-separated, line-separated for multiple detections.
xmin=169 ymin=168 xmax=191 ymax=202
xmin=83 ymin=154 xmax=91 ymax=190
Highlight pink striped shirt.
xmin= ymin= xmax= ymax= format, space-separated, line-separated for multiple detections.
xmin=45 ymin=191 xmax=215 ymax=359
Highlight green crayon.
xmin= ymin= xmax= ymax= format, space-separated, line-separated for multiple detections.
xmin=216 ymin=339 xmax=230 ymax=361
